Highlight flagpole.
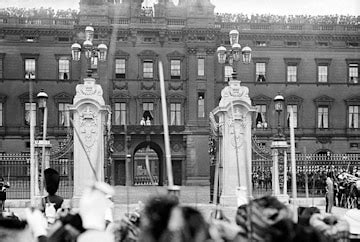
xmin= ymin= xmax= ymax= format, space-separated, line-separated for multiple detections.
xmin=159 ymin=61 xmax=177 ymax=194
xmin=289 ymin=106 xmax=297 ymax=221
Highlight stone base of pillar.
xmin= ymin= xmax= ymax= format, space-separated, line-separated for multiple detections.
xmin=220 ymin=195 xmax=238 ymax=207
xmin=275 ymin=194 xmax=290 ymax=204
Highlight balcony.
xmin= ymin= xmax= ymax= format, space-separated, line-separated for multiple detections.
xmin=112 ymin=125 xmax=185 ymax=134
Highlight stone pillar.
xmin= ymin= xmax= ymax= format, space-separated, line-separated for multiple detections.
xmin=212 ymin=80 xmax=256 ymax=206
xmin=70 ymin=76 xmax=110 ymax=206
xmin=34 ymin=140 xmax=52 ymax=201
xmin=270 ymin=139 xmax=289 ymax=203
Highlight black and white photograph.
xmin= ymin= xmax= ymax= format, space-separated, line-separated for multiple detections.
xmin=0 ymin=0 xmax=359 ymax=241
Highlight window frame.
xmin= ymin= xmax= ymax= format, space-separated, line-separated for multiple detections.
xmin=21 ymin=53 xmax=39 ymax=80
xmin=114 ymin=102 xmax=127 ymax=125
xmin=138 ymin=50 xmax=158 ymax=80
xmin=0 ymin=53 xmax=5 ymax=79
xmin=197 ymin=92 xmax=206 ymax=119
xmin=143 ymin=60 xmax=154 ymax=79
xmin=115 ymin=58 xmax=126 ymax=79
xmin=284 ymin=58 xmax=301 ymax=83
xmin=348 ymin=105 xmax=359 ymax=129
xmin=315 ymin=58 xmax=332 ymax=84
xmin=58 ymin=103 xmax=71 ymax=127
xmin=252 ymin=95 xmax=272 ymax=129
xmin=55 ymin=54 xmax=71 ymax=81
xmin=317 ymin=106 xmax=329 ymax=129
xmin=0 ymin=94 xmax=6 ymax=127
xmin=345 ymin=96 xmax=360 ymax=130
xmin=111 ymin=93 xmax=131 ymax=125
xmin=313 ymin=95 xmax=334 ymax=130
xmin=224 ymin=65 xmax=233 ymax=82
xmin=170 ymin=59 xmax=181 ymax=80
xmin=346 ymin=59 xmax=360 ymax=84
xmin=197 ymin=57 xmax=205 ymax=77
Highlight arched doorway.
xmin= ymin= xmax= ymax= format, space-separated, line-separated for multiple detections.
xmin=133 ymin=141 xmax=163 ymax=186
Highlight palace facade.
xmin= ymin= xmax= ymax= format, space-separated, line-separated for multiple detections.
xmin=0 ymin=0 xmax=359 ymax=185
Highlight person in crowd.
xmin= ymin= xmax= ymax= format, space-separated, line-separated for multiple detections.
xmin=41 ymin=168 xmax=64 ymax=224
xmin=138 ymin=194 xmax=179 ymax=242
xmin=325 ymin=172 xmax=334 ymax=213
xmin=0 ymin=176 xmax=10 ymax=211
xmin=0 ymin=212 xmax=39 ymax=242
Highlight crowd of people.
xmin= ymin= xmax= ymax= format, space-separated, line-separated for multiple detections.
xmin=215 ymin=13 xmax=360 ymax=25
xmin=252 ymin=165 xmax=360 ymax=210
xmin=0 ymin=167 xmax=359 ymax=241
xmin=0 ymin=7 xmax=78 ymax=18
xmin=0 ymin=185 xmax=357 ymax=242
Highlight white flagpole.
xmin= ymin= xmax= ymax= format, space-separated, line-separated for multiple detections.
xmin=289 ymin=106 xmax=297 ymax=221
xmin=158 ymin=61 xmax=174 ymax=188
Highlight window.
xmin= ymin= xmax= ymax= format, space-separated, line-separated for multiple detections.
xmin=286 ymin=105 xmax=298 ymax=128
xmin=317 ymin=106 xmax=329 ymax=129
xmin=197 ymin=58 xmax=205 ymax=76
xmin=256 ymin=62 xmax=266 ymax=82
xmin=143 ymin=60 xmax=153 ymax=78
xmin=284 ymin=58 xmax=300 ymax=83
xmin=170 ymin=60 xmax=181 ymax=79
xmin=170 ymin=103 xmax=182 ymax=125
xmin=255 ymin=41 xmax=267 ymax=47
xmin=318 ymin=42 xmax=329 ymax=47
xmin=286 ymin=41 xmax=298 ymax=47
xmin=25 ymin=102 xmax=36 ymax=125
xmin=142 ymin=102 xmax=154 ymax=123
xmin=91 ymin=56 xmax=98 ymax=69
xmin=198 ymin=92 xmax=205 ymax=118
xmin=58 ymin=103 xmax=71 ymax=127
xmin=114 ymin=102 xmax=126 ymax=125
xmin=349 ymin=63 xmax=359 ymax=83
xmin=25 ymin=59 xmax=36 ymax=79
xmin=58 ymin=58 xmax=70 ymax=80
xmin=255 ymin=105 xmax=267 ymax=128
xmin=144 ymin=37 xmax=153 ymax=42
xmin=318 ymin=65 xmax=328 ymax=83
xmin=287 ymin=65 xmax=297 ymax=82
xmin=115 ymin=59 xmax=126 ymax=79
xmin=224 ymin=65 xmax=233 ymax=82
xmin=349 ymin=105 xmax=359 ymax=128
xmin=0 ymin=103 xmax=2 ymax=126
xmin=0 ymin=56 xmax=3 ymax=79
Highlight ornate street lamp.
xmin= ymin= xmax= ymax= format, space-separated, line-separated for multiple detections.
xmin=37 ymin=89 xmax=49 ymax=196
xmin=36 ymin=89 xmax=48 ymax=110
xmin=217 ymin=29 xmax=252 ymax=80
xmin=71 ymin=26 xmax=108 ymax=64
xmin=274 ymin=93 xmax=285 ymax=138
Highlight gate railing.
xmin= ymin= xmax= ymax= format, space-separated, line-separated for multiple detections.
xmin=252 ymin=153 xmax=360 ymax=197
xmin=0 ymin=153 xmax=73 ymax=199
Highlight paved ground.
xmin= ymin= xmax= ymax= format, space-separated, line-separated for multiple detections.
xmin=6 ymin=185 xmax=349 ymax=222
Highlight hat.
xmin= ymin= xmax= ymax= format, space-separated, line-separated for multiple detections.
xmin=343 ymin=209 xmax=360 ymax=235
xmin=44 ymin=168 xmax=60 ymax=195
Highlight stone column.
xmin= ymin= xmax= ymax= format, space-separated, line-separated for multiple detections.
xmin=270 ymin=140 xmax=289 ymax=203
xmin=212 ymin=80 xmax=256 ymax=206
xmin=70 ymin=76 xmax=110 ymax=206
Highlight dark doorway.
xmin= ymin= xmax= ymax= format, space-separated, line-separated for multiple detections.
xmin=114 ymin=160 xmax=126 ymax=185
xmin=133 ymin=141 xmax=163 ymax=186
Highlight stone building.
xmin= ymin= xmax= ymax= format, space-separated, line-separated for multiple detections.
xmin=0 ymin=0 xmax=359 ymax=186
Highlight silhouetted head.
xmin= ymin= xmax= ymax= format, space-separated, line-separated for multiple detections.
xmin=44 ymin=168 xmax=60 ymax=195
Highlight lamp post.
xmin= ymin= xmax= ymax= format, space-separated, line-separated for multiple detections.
xmin=271 ymin=93 xmax=289 ymax=203
xmin=217 ymin=29 xmax=252 ymax=77
xmin=215 ymin=30 xmax=254 ymax=207
xmin=274 ymin=93 xmax=285 ymax=139
xmin=37 ymin=89 xmax=48 ymax=195
xmin=71 ymin=25 xmax=108 ymax=73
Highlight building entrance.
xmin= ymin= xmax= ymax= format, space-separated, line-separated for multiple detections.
xmin=133 ymin=141 xmax=163 ymax=186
